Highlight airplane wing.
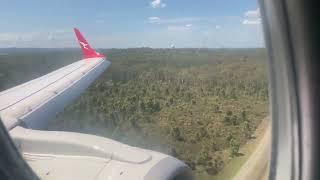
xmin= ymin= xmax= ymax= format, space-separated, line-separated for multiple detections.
xmin=0 ymin=28 xmax=109 ymax=130
xmin=0 ymin=29 xmax=192 ymax=180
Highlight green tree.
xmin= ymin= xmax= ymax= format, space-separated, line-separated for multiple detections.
xmin=229 ymin=138 xmax=240 ymax=157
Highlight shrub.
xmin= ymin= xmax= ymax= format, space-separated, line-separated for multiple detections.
xmin=229 ymin=138 xmax=240 ymax=157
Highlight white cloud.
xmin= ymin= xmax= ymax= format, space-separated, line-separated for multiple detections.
xmin=0 ymin=33 xmax=19 ymax=42
xmin=244 ymin=8 xmax=260 ymax=18
xmin=0 ymin=29 xmax=74 ymax=48
xmin=167 ymin=23 xmax=194 ymax=32
xmin=167 ymin=25 xmax=193 ymax=32
xmin=150 ymin=0 xmax=166 ymax=8
xmin=0 ymin=32 xmax=37 ymax=43
xmin=242 ymin=19 xmax=261 ymax=25
xmin=148 ymin=17 xmax=202 ymax=25
xmin=243 ymin=8 xmax=261 ymax=25
xmin=47 ymin=29 xmax=71 ymax=41
xmin=148 ymin=16 xmax=161 ymax=24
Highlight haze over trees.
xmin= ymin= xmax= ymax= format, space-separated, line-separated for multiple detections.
xmin=0 ymin=48 xmax=269 ymax=179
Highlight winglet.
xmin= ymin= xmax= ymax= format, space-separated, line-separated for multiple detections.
xmin=74 ymin=28 xmax=105 ymax=59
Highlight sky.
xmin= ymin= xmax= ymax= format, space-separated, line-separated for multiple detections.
xmin=0 ymin=0 xmax=264 ymax=48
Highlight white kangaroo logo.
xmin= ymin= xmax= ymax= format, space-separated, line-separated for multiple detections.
xmin=80 ymin=42 xmax=89 ymax=49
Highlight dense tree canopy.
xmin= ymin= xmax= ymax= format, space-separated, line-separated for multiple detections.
xmin=0 ymin=48 xmax=269 ymax=179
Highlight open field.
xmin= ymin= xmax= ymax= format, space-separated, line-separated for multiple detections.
xmin=0 ymin=48 xmax=269 ymax=179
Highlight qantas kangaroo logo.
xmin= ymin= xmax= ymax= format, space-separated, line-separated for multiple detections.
xmin=80 ymin=42 xmax=89 ymax=49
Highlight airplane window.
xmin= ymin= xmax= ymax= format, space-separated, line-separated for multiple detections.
xmin=0 ymin=1 xmax=270 ymax=180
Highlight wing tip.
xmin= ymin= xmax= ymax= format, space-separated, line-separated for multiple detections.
xmin=73 ymin=28 xmax=105 ymax=59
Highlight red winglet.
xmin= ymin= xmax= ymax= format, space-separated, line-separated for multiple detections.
xmin=74 ymin=28 xmax=105 ymax=59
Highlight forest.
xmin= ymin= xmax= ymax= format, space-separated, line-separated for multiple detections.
xmin=0 ymin=48 xmax=269 ymax=179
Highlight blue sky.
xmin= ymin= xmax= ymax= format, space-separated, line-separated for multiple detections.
xmin=0 ymin=0 xmax=263 ymax=48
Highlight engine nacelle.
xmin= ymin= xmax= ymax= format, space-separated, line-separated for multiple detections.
xmin=11 ymin=126 xmax=193 ymax=180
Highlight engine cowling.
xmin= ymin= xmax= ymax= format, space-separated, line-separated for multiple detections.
xmin=11 ymin=126 xmax=193 ymax=180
